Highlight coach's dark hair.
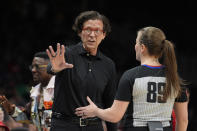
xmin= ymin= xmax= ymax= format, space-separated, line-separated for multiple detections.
xmin=34 ymin=51 xmax=49 ymax=60
xmin=138 ymin=26 xmax=184 ymax=100
xmin=72 ymin=11 xmax=111 ymax=35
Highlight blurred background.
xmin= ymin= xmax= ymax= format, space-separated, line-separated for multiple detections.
xmin=0 ymin=0 xmax=196 ymax=130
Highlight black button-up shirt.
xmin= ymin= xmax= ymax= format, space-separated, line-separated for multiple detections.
xmin=48 ymin=43 xmax=117 ymax=130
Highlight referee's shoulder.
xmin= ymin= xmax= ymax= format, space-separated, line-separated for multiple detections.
xmin=125 ymin=65 xmax=142 ymax=73
xmin=121 ymin=66 xmax=142 ymax=78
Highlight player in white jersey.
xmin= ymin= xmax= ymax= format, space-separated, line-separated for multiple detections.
xmin=75 ymin=26 xmax=188 ymax=131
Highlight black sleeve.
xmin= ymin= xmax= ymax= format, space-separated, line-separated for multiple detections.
xmin=115 ymin=70 xmax=133 ymax=101
xmin=175 ymin=87 xmax=188 ymax=102
xmin=102 ymin=62 xmax=117 ymax=131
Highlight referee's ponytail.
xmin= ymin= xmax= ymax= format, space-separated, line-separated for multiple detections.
xmin=162 ymin=40 xmax=182 ymax=99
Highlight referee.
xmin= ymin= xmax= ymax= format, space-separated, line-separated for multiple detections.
xmin=75 ymin=26 xmax=188 ymax=131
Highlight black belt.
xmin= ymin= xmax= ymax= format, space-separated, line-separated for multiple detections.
xmin=52 ymin=112 xmax=101 ymax=126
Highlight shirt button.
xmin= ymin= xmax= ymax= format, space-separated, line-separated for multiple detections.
xmin=89 ymin=69 xmax=92 ymax=72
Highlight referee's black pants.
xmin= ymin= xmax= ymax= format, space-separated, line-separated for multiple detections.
xmin=50 ymin=118 xmax=104 ymax=131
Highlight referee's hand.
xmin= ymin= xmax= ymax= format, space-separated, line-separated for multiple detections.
xmin=75 ymin=96 xmax=98 ymax=119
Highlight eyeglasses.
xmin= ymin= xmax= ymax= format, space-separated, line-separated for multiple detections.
xmin=29 ymin=64 xmax=48 ymax=71
xmin=82 ymin=27 xmax=103 ymax=36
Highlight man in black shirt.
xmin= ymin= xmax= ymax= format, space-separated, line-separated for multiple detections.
xmin=75 ymin=26 xmax=188 ymax=131
xmin=46 ymin=11 xmax=117 ymax=131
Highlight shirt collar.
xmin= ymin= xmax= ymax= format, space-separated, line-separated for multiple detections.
xmin=77 ymin=42 xmax=102 ymax=60
xmin=45 ymin=76 xmax=55 ymax=89
xmin=30 ymin=76 xmax=55 ymax=98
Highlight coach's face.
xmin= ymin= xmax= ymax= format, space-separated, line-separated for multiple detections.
xmin=79 ymin=19 xmax=106 ymax=55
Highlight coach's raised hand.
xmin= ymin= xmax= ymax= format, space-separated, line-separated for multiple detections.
xmin=46 ymin=43 xmax=73 ymax=73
